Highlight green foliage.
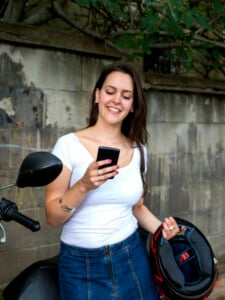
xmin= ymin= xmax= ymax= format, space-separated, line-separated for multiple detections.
xmin=3 ymin=0 xmax=224 ymax=78
xmin=141 ymin=9 xmax=159 ymax=34
xmin=76 ymin=0 xmax=223 ymax=79
xmin=76 ymin=0 xmax=91 ymax=6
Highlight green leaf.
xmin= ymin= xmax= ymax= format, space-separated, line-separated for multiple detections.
xmin=161 ymin=19 xmax=184 ymax=37
xmin=191 ymin=8 xmax=212 ymax=30
xmin=76 ymin=0 xmax=91 ymax=6
xmin=182 ymin=10 xmax=197 ymax=28
xmin=166 ymin=0 xmax=183 ymax=21
xmin=103 ymin=0 xmax=127 ymax=19
xmin=116 ymin=35 xmax=140 ymax=50
xmin=213 ymin=0 xmax=224 ymax=14
xmin=141 ymin=9 xmax=159 ymax=34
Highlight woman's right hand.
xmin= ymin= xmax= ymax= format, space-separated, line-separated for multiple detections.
xmin=79 ymin=159 xmax=119 ymax=191
xmin=45 ymin=159 xmax=119 ymax=227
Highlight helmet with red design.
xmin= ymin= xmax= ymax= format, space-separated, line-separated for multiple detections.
xmin=148 ymin=217 xmax=218 ymax=300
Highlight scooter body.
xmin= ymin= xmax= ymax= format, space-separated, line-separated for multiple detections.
xmin=3 ymin=256 xmax=59 ymax=300
xmin=0 ymin=151 xmax=62 ymax=300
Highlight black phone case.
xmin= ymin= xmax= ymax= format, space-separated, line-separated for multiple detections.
xmin=96 ymin=146 xmax=120 ymax=178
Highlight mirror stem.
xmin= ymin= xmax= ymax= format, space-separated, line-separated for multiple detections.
xmin=0 ymin=183 xmax=16 ymax=190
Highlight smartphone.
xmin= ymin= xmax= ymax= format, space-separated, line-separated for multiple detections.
xmin=96 ymin=146 xmax=120 ymax=179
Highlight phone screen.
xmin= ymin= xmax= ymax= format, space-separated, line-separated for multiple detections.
xmin=96 ymin=146 xmax=120 ymax=178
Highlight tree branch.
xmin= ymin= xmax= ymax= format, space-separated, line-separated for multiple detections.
xmin=195 ymin=15 xmax=221 ymax=36
xmin=22 ymin=3 xmax=53 ymax=25
xmin=3 ymin=0 xmax=26 ymax=23
xmin=52 ymin=0 xmax=103 ymax=41
xmin=194 ymin=35 xmax=225 ymax=49
xmin=0 ymin=0 xmax=8 ymax=18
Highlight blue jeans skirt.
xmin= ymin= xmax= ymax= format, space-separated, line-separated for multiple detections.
xmin=59 ymin=230 xmax=160 ymax=300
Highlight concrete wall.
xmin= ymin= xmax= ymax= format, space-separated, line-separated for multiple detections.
xmin=0 ymin=40 xmax=118 ymax=286
xmin=145 ymin=91 xmax=225 ymax=255
xmin=0 ymin=27 xmax=225 ymax=286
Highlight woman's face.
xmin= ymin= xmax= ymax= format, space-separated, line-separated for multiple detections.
xmin=95 ymin=71 xmax=134 ymax=126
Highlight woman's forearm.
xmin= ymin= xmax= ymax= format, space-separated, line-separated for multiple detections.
xmin=133 ymin=202 xmax=162 ymax=234
xmin=133 ymin=199 xmax=184 ymax=240
xmin=45 ymin=179 xmax=88 ymax=227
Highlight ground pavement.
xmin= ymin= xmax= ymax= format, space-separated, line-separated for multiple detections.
xmin=208 ymin=275 xmax=225 ymax=300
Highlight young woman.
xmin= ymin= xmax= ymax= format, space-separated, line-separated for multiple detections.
xmin=45 ymin=62 xmax=181 ymax=299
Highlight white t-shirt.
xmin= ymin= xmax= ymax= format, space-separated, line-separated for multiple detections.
xmin=52 ymin=133 xmax=147 ymax=248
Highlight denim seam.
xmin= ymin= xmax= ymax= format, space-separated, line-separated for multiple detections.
xmin=125 ymin=246 xmax=143 ymax=300
xmin=86 ymin=255 xmax=91 ymax=300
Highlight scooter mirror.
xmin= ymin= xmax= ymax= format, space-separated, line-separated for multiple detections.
xmin=16 ymin=152 xmax=63 ymax=188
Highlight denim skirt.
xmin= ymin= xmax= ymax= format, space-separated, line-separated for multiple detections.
xmin=59 ymin=230 xmax=160 ymax=300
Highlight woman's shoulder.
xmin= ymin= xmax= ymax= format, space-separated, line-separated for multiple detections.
xmin=53 ymin=132 xmax=81 ymax=152
xmin=133 ymin=142 xmax=147 ymax=152
xmin=57 ymin=132 xmax=79 ymax=143
xmin=133 ymin=143 xmax=147 ymax=170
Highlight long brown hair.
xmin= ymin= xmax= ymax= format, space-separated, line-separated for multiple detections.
xmin=88 ymin=62 xmax=148 ymax=145
xmin=88 ymin=62 xmax=148 ymax=196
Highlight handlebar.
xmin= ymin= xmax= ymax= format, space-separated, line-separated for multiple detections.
xmin=0 ymin=198 xmax=40 ymax=232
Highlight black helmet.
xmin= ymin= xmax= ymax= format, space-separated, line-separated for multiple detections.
xmin=148 ymin=217 xmax=218 ymax=300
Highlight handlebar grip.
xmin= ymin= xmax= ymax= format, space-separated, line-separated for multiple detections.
xmin=0 ymin=197 xmax=41 ymax=232
xmin=6 ymin=208 xmax=40 ymax=232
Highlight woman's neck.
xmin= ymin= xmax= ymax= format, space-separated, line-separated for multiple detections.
xmin=89 ymin=123 xmax=125 ymax=146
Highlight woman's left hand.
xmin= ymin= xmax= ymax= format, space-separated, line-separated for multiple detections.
xmin=162 ymin=216 xmax=186 ymax=240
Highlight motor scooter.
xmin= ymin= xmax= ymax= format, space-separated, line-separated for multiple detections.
xmin=1 ymin=152 xmax=218 ymax=300
xmin=0 ymin=151 xmax=62 ymax=300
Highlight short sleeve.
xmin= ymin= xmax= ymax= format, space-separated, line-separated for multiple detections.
xmin=52 ymin=135 xmax=73 ymax=171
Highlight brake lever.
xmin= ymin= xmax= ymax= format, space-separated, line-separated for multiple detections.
xmin=0 ymin=223 xmax=6 ymax=243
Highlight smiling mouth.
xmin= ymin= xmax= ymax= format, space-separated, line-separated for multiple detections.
xmin=107 ymin=106 xmax=121 ymax=113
